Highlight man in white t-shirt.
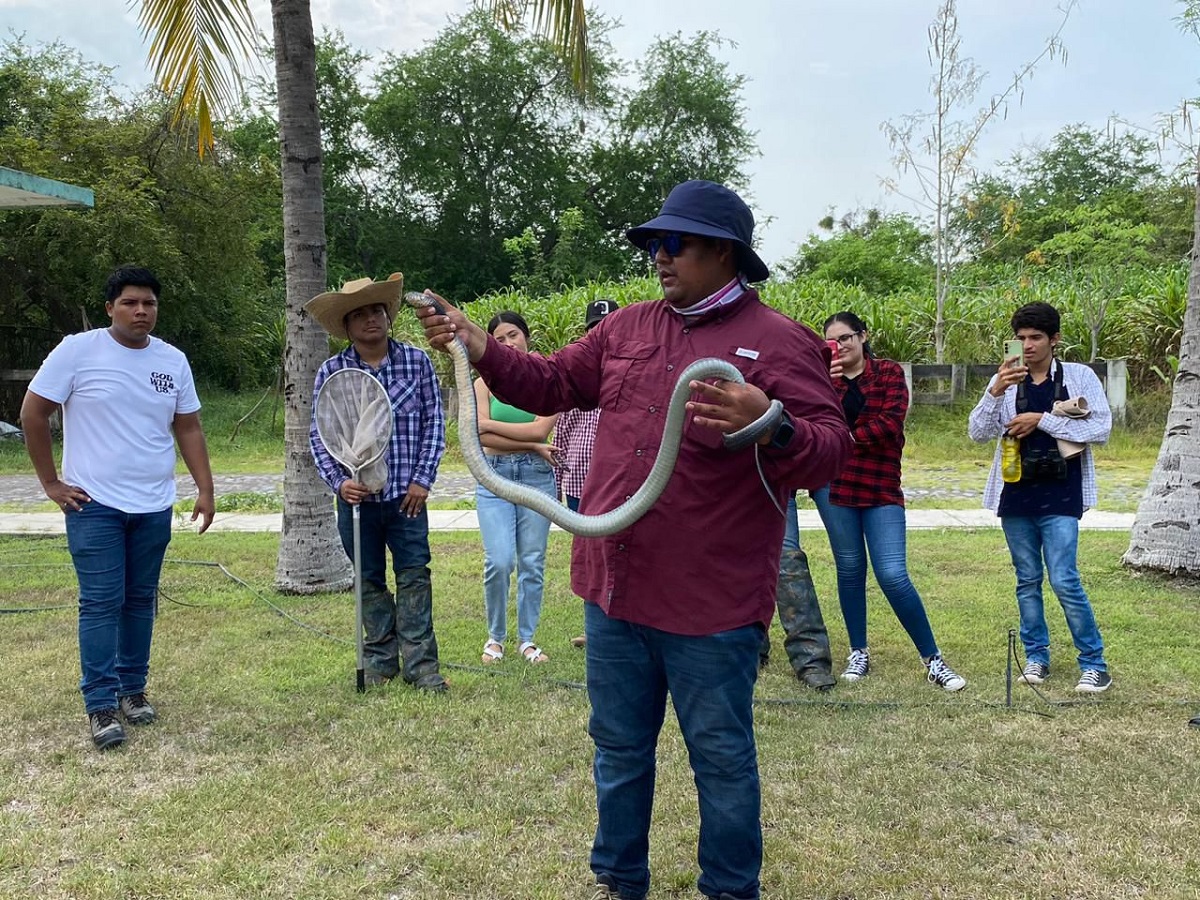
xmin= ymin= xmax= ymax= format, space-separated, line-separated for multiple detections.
xmin=21 ymin=266 xmax=215 ymax=750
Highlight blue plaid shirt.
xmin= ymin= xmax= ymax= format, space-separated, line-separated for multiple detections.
xmin=310 ymin=339 xmax=445 ymax=501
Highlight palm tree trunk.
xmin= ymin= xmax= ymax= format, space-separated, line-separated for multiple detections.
xmin=1123 ymin=156 xmax=1200 ymax=575
xmin=271 ymin=0 xmax=350 ymax=592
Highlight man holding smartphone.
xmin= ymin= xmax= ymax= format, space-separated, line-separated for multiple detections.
xmin=968 ymin=302 xmax=1114 ymax=693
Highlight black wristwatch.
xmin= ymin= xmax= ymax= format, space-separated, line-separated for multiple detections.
xmin=768 ymin=411 xmax=796 ymax=450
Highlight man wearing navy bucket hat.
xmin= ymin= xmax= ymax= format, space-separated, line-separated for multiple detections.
xmin=417 ymin=180 xmax=851 ymax=900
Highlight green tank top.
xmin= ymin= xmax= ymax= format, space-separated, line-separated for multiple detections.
xmin=490 ymin=395 xmax=536 ymax=424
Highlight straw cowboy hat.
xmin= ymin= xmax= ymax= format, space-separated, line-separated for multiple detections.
xmin=305 ymin=273 xmax=403 ymax=339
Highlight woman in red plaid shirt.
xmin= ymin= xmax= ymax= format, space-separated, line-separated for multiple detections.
xmin=811 ymin=312 xmax=967 ymax=692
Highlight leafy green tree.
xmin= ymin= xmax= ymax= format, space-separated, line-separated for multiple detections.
xmin=364 ymin=11 xmax=612 ymax=301
xmin=503 ymin=207 xmax=615 ymax=296
xmin=581 ymin=30 xmax=757 ymax=274
xmin=0 ymin=39 xmax=274 ymax=387
xmin=233 ymin=21 xmax=756 ymax=301
xmin=780 ymin=211 xmax=934 ymax=296
xmin=961 ymin=125 xmax=1179 ymax=266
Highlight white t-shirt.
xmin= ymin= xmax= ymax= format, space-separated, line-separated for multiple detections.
xmin=28 ymin=328 xmax=202 ymax=513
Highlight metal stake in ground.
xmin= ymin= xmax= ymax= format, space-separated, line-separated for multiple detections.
xmin=1006 ymin=628 xmax=1017 ymax=708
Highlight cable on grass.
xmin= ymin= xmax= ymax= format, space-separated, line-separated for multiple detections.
xmin=0 ymin=604 xmax=76 ymax=615
xmin=155 ymin=587 xmax=209 ymax=609
xmin=444 ymin=660 xmax=587 ymax=691
xmin=995 ymin=627 xmax=1197 ymax=713
xmin=163 ymin=558 xmax=352 ymax=647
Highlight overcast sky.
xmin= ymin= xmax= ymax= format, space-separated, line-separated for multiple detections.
xmin=4 ymin=0 xmax=1197 ymax=268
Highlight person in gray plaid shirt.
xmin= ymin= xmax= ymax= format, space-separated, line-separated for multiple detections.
xmin=555 ymin=299 xmax=617 ymax=649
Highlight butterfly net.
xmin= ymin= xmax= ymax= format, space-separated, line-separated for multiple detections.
xmin=314 ymin=368 xmax=393 ymax=492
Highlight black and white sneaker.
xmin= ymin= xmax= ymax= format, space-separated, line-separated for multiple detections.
xmin=1018 ymin=662 xmax=1049 ymax=685
xmin=89 ymin=709 xmax=126 ymax=750
xmin=925 ymin=655 xmax=967 ymax=692
xmin=841 ymin=648 xmax=870 ymax=681
xmin=1075 ymin=670 xmax=1112 ymax=694
xmin=118 ymin=693 xmax=157 ymax=725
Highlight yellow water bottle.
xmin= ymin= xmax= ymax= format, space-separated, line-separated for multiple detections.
xmin=1001 ymin=433 xmax=1022 ymax=483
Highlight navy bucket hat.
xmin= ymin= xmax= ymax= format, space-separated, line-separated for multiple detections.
xmin=626 ymin=180 xmax=770 ymax=283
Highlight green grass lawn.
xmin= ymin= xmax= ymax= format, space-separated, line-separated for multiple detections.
xmin=2 ymin=530 xmax=1198 ymax=899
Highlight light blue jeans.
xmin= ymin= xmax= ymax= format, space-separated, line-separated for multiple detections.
xmin=783 ymin=492 xmax=801 ymax=552
xmin=1001 ymin=515 xmax=1107 ymax=672
xmin=476 ymin=452 xmax=556 ymax=646
xmin=811 ymin=487 xmax=939 ymax=658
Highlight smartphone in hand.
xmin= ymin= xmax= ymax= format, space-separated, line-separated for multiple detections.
xmin=1003 ymin=339 xmax=1023 ymax=367
xmin=825 ymin=338 xmax=840 ymax=359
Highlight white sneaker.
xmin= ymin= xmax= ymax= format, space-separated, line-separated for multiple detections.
xmin=1075 ymin=670 xmax=1112 ymax=693
xmin=841 ymin=648 xmax=870 ymax=681
xmin=926 ymin=655 xmax=967 ymax=692
xmin=1018 ymin=662 xmax=1049 ymax=685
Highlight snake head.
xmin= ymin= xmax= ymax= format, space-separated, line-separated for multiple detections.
xmin=405 ymin=291 xmax=446 ymax=317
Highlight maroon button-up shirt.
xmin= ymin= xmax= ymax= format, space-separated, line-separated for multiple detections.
xmin=473 ymin=289 xmax=851 ymax=635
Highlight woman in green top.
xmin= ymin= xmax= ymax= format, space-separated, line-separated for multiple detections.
xmin=474 ymin=312 xmax=560 ymax=665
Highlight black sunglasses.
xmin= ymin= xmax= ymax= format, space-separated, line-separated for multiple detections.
xmin=646 ymin=232 xmax=688 ymax=258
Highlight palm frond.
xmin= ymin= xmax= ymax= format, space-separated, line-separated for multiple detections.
xmin=485 ymin=0 xmax=591 ymax=92
xmin=136 ymin=0 xmax=259 ymax=156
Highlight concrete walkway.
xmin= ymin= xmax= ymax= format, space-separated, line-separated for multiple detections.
xmin=0 ymin=507 xmax=1137 ymax=535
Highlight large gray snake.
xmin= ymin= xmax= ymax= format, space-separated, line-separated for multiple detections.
xmin=406 ymin=292 xmax=783 ymax=537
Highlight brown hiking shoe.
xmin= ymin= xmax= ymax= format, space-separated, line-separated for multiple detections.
xmin=590 ymin=875 xmax=624 ymax=899
xmin=118 ymin=693 xmax=157 ymax=725
xmin=89 ymin=709 xmax=126 ymax=750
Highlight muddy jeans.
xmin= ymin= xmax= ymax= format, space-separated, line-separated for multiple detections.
xmin=336 ymin=498 xmax=443 ymax=687
xmin=760 ymin=494 xmax=834 ymax=683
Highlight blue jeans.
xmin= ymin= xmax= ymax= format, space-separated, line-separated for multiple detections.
xmin=783 ymin=492 xmax=800 ymax=552
xmin=1001 ymin=515 xmax=1107 ymax=672
xmin=336 ymin=498 xmax=441 ymax=683
xmin=585 ymin=602 xmax=762 ymax=900
xmin=475 ymin=452 xmax=556 ymax=645
xmin=811 ymin=487 xmax=939 ymax=658
xmin=65 ymin=501 xmax=173 ymax=714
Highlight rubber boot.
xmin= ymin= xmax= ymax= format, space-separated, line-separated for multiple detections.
xmin=775 ymin=549 xmax=836 ymax=691
xmin=395 ymin=566 xmax=447 ymax=692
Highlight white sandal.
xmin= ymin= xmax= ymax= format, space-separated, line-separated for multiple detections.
xmin=481 ymin=640 xmax=504 ymax=664
xmin=519 ymin=641 xmax=548 ymax=664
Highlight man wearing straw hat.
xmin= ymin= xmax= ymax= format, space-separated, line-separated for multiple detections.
xmin=307 ymin=273 xmax=449 ymax=692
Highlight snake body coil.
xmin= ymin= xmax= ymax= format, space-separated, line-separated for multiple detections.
xmin=406 ymin=292 xmax=782 ymax=537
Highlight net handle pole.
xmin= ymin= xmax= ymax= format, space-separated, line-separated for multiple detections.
xmin=353 ymin=465 xmax=365 ymax=694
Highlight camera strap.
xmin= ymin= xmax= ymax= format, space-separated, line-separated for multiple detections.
xmin=1015 ymin=359 xmax=1066 ymax=414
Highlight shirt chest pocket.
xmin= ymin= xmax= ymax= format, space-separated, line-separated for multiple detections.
xmin=599 ymin=341 xmax=658 ymax=413
xmin=685 ymin=350 xmax=757 ymax=450
xmin=388 ymin=379 xmax=422 ymax=424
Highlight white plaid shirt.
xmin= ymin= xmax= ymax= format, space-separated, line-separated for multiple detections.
xmin=967 ymin=360 xmax=1111 ymax=513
